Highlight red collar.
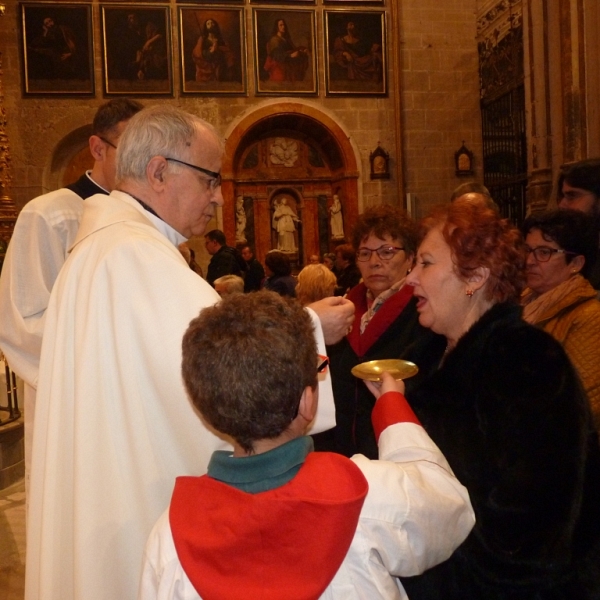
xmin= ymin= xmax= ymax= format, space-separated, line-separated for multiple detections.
xmin=346 ymin=283 xmax=415 ymax=356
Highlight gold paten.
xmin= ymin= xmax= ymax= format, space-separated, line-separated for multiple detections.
xmin=351 ymin=359 xmax=418 ymax=382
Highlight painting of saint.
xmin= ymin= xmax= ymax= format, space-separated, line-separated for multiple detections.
xmin=21 ymin=4 xmax=94 ymax=95
xmin=325 ymin=11 xmax=387 ymax=95
xmin=102 ymin=7 xmax=172 ymax=95
xmin=254 ymin=9 xmax=317 ymax=95
xmin=179 ymin=8 xmax=245 ymax=94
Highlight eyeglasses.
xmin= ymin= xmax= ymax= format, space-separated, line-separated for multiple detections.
xmin=356 ymin=245 xmax=405 ymax=262
xmin=164 ymin=157 xmax=222 ymax=190
xmin=524 ymin=245 xmax=577 ymax=262
xmin=317 ymin=354 xmax=329 ymax=374
xmin=98 ymin=136 xmax=117 ymax=149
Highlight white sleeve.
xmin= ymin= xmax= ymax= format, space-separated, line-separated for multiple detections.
xmin=351 ymin=422 xmax=475 ymax=577
xmin=0 ymin=192 xmax=82 ymax=387
xmin=304 ymin=306 xmax=336 ymax=434
xmin=138 ymin=511 xmax=202 ymax=600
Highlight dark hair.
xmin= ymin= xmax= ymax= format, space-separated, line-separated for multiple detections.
xmin=558 ymin=158 xmax=600 ymax=199
xmin=334 ymin=243 xmax=355 ymax=264
xmin=265 ymin=251 xmax=291 ymax=277
xmin=351 ymin=204 xmax=419 ymax=257
xmin=92 ymin=98 xmax=143 ymax=136
xmin=181 ymin=291 xmax=317 ymax=453
xmin=271 ymin=18 xmax=290 ymax=40
xmin=450 ymin=182 xmax=491 ymax=201
xmin=205 ymin=229 xmax=226 ymax=246
xmin=422 ymin=202 xmax=526 ymax=303
xmin=522 ymin=209 xmax=597 ymax=278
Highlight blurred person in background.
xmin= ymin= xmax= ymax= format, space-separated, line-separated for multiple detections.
xmin=296 ymin=263 xmax=337 ymax=306
xmin=334 ymin=243 xmax=361 ymax=296
xmin=262 ymin=250 xmax=296 ymax=298
xmin=557 ymin=158 xmax=600 ymax=289
xmin=214 ymin=274 xmax=244 ymax=296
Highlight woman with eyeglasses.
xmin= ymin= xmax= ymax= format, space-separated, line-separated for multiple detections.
xmin=521 ymin=209 xmax=600 ymax=429
xmin=399 ymin=201 xmax=600 ymax=599
xmin=315 ymin=205 xmax=445 ymax=459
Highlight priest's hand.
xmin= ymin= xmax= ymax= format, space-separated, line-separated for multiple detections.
xmin=308 ymin=296 xmax=355 ymax=345
xmin=365 ymin=372 xmax=406 ymax=400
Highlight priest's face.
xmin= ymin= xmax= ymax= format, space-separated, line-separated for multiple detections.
xmin=166 ymin=127 xmax=224 ymax=238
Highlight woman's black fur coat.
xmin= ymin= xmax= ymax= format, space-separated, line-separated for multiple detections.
xmin=402 ymin=302 xmax=600 ymax=600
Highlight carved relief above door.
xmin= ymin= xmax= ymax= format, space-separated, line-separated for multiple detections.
xmin=222 ymin=102 xmax=360 ymax=268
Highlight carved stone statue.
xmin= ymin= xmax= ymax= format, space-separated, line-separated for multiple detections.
xmin=330 ymin=194 xmax=344 ymax=240
xmin=269 ymin=138 xmax=298 ymax=167
xmin=272 ymin=197 xmax=300 ymax=253
xmin=235 ymin=195 xmax=247 ymax=244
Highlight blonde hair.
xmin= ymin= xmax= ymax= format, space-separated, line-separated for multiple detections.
xmin=295 ymin=264 xmax=337 ymax=306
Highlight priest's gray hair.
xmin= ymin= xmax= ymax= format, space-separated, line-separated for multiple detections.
xmin=115 ymin=105 xmax=224 ymax=183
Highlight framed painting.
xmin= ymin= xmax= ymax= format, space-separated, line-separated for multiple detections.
xmin=324 ymin=0 xmax=384 ymax=4
xmin=253 ymin=9 xmax=317 ymax=96
xmin=325 ymin=10 xmax=387 ymax=96
xmin=20 ymin=3 xmax=94 ymax=95
xmin=101 ymin=4 xmax=173 ymax=95
xmin=177 ymin=0 xmax=243 ymax=3
xmin=179 ymin=7 xmax=246 ymax=95
xmin=251 ymin=0 xmax=315 ymax=4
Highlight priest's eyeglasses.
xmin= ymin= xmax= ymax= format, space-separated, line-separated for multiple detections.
xmin=524 ymin=245 xmax=577 ymax=262
xmin=98 ymin=136 xmax=117 ymax=149
xmin=164 ymin=157 xmax=222 ymax=190
xmin=356 ymin=245 xmax=405 ymax=262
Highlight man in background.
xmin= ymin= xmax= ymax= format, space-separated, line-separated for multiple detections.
xmin=0 ymin=97 xmax=142 ymax=497
xmin=558 ymin=159 xmax=600 ymax=289
xmin=241 ymin=245 xmax=265 ymax=292
xmin=450 ymin=182 xmax=499 ymax=212
xmin=204 ymin=228 xmax=244 ymax=286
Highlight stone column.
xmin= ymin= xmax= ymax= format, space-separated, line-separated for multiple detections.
xmin=0 ymin=3 xmax=17 ymax=269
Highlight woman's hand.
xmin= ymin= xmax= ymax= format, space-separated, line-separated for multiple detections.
xmin=365 ymin=371 xmax=405 ymax=400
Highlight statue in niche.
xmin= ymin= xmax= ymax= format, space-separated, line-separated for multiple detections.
xmin=270 ymin=138 xmax=298 ymax=167
xmin=330 ymin=194 xmax=345 ymax=240
xmin=272 ymin=197 xmax=300 ymax=253
xmin=235 ymin=195 xmax=247 ymax=244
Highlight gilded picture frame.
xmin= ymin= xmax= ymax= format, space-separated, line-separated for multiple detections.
xmin=21 ymin=2 xmax=95 ymax=96
xmin=253 ymin=8 xmax=317 ymax=96
xmin=325 ymin=10 xmax=387 ymax=96
xmin=101 ymin=4 xmax=173 ymax=96
xmin=179 ymin=6 xmax=246 ymax=95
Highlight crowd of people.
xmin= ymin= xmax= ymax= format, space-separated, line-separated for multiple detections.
xmin=1 ymin=101 xmax=600 ymax=600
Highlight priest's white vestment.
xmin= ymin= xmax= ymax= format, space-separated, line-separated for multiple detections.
xmin=25 ymin=191 xmax=335 ymax=600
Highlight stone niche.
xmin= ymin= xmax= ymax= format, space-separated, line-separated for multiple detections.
xmin=221 ymin=102 xmax=360 ymax=267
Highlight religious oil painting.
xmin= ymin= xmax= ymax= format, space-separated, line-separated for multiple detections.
xmin=179 ymin=7 xmax=246 ymax=95
xmin=176 ymin=0 xmax=243 ymax=3
xmin=253 ymin=9 xmax=317 ymax=96
xmin=250 ymin=0 xmax=315 ymax=4
xmin=324 ymin=0 xmax=384 ymax=4
xmin=325 ymin=10 xmax=387 ymax=96
xmin=21 ymin=3 xmax=94 ymax=96
xmin=101 ymin=5 xmax=173 ymax=96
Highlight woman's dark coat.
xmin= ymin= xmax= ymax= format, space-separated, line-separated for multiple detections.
xmin=402 ymin=302 xmax=600 ymax=600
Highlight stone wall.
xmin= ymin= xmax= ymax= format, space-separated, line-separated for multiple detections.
xmin=0 ymin=0 xmax=482 ymax=223
xmin=397 ymin=0 xmax=483 ymax=217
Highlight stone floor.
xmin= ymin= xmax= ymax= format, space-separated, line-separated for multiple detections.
xmin=0 ymin=478 xmax=25 ymax=600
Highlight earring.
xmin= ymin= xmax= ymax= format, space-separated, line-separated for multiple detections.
xmin=466 ymin=289 xmax=474 ymax=298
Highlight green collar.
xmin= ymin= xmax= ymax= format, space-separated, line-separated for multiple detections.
xmin=207 ymin=436 xmax=313 ymax=494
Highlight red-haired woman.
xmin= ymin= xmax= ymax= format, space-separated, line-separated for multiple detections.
xmin=400 ymin=202 xmax=600 ymax=598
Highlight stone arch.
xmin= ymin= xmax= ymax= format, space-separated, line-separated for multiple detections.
xmin=221 ymin=101 xmax=361 ymax=266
